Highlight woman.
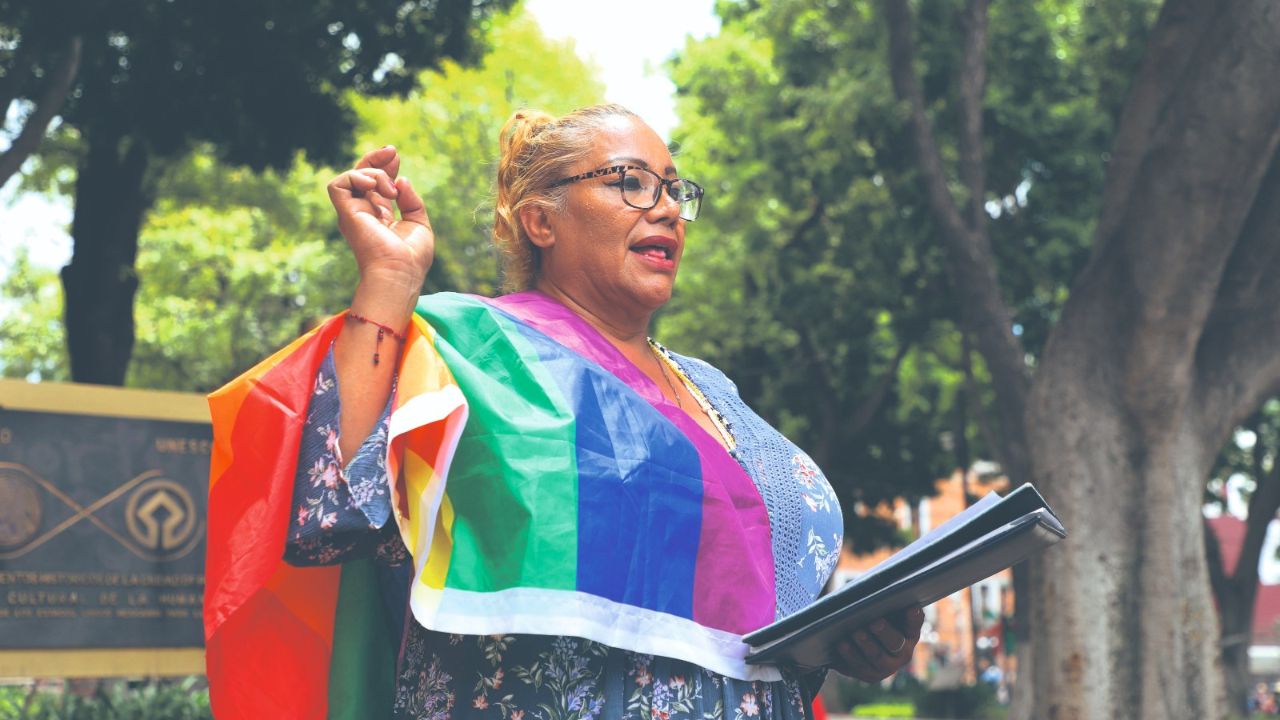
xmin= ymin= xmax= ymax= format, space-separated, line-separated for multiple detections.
xmin=205 ymin=104 xmax=921 ymax=719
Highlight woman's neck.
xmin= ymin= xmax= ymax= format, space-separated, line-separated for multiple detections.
xmin=533 ymin=279 xmax=653 ymax=353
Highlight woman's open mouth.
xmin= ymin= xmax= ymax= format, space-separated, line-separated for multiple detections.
xmin=630 ymin=236 xmax=678 ymax=267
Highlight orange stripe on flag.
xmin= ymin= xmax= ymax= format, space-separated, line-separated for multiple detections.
xmin=208 ymin=326 xmax=330 ymax=490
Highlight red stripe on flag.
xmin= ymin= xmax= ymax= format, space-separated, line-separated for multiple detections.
xmin=205 ymin=314 xmax=347 ymax=718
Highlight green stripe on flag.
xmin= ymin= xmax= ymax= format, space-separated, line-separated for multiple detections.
xmin=327 ymin=559 xmax=395 ymax=719
xmin=418 ymin=294 xmax=579 ymax=592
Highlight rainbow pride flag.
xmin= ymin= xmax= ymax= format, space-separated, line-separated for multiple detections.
xmin=205 ymin=292 xmax=778 ymax=719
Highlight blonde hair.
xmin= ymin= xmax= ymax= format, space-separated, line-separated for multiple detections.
xmin=493 ymin=103 xmax=638 ymax=292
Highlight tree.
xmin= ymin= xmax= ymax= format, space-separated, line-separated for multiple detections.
xmin=0 ymin=0 xmax=514 ymax=385
xmin=3 ymin=7 xmax=605 ymax=394
xmin=877 ymin=0 xmax=1280 ymax=717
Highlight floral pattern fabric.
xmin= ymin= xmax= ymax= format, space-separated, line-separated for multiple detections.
xmin=390 ymin=630 xmax=807 ymax=720
xmin=284 ymin=352 xmax=405 ymax=568
xmin=288 ymin=346 xmax=840 ymax=719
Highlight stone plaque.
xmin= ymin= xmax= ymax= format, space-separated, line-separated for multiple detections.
xmin=0 ymin=379 xmax=209 ymax=677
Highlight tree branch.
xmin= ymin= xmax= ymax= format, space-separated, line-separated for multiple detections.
xmin=962 ymin=331 xmax=1002 ymax=468
xmin=1230 ymin=431 xmax=1280 ymax=598
xmin=1058 ymin=0 xmax=1280 ymax=432
xmin=1195 ymin=146 xmax=1280 ymax=440
xmin=958 ymin=0 xmax=988 ymax=231
xmin=881 ymin=0 xmax=970 ymax=245
xmin=0 ymin=35 xmax=82 ymax=187
xmin=881 ymin=0 xmax=1031 ymax=484
xmin=1090 ymin=0 xmax=1228 ymax=261
xmin=1207 ymin=146 xmax=1280 ymax=316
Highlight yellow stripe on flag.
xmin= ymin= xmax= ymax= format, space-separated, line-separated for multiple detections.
xmin=424 ymin=493 xmax=455 ymax=590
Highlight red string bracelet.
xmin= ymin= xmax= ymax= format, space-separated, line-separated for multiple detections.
xmin=346 ymin=311 xmax=407 ymax=366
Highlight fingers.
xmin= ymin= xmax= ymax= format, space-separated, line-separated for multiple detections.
xmin=394 ymin=177 xmax=430 ymax=229
xmin=901 ymin=607 xmax=925 ymax=643
xmin=831 ymin=609 xmax=925 ymax=684
xmin=354 ymin=145 xmax=401 ymax=180
xmin=860 ymin=607 xmax=921 ymax=653
xmin=833 ymin=637 xmax=884 ymax=683
xmin=351 ymin=168 xmax=399 ymax=200
xmin=345 ymin=144 xmax=399 ymax=221
xmin=856 ymin=623 xmax=897 ymax=668
xmin=328 ymin=168 xmax=400 ymax=224
xmin=328 ymin=167 xmax=398 ymax=200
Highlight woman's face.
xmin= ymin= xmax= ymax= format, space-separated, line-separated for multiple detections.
xmin=532 ymin=115 xmax=686 ymax=326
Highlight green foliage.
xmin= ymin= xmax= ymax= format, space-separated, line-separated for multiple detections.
xmin=0 ymin=248 xmax=69 ymax=382
xmin=127 ymin=158 xmax=356 ymax=390
xmin=828 ymin=677 xmax=1001 ymax=719
xmin=826 ymin=668 xmax=924 ymax=713
xmin=851 ymin=703 xmax=916 ymax=718
xmin=4 ymin=0 xmax=517 ymax=385
xmin=0 ymin=679 xmax=210 ymax=720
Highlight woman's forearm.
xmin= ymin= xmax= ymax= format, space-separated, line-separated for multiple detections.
xmin=332 ymin=278 xmax=418 ymax=464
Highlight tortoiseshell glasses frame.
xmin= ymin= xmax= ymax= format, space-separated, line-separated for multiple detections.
xmin=552 ymin=164 xmax=704 ymax=221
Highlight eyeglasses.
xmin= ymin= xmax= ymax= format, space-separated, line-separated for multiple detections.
xmin=552 ymin=164 xmax=704 ymax=221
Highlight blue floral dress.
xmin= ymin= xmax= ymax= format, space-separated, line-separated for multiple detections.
xmin=287 ymin=344 xmax=844 ymax=720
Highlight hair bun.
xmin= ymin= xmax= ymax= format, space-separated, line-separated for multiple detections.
xmin=500 ymin=109 xmax=558 ymax=164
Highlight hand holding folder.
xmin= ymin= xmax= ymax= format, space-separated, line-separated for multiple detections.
xmin=744 ymin=483 xmax=1067 ymax=669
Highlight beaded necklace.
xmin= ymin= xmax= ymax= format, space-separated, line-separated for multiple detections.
xmin=647 ymin=338 xmax=736 ymax=451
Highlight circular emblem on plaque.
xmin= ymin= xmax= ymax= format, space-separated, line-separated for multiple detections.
xmin=0 ymin=464 xmax=43 ymax=549
xmin=125 ymin=476 xmax=198 ymax=560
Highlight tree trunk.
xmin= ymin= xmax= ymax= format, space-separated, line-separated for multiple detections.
xmin=1026 ymin=345 xmax=1224 ymax=719
xmin=62 ymin=125 xmax=151 ymax=385
xmin=1021 ymin=1 xmax=1280 ymax=715
xmin=1208 ymin=522 xmax=1256 ymax=720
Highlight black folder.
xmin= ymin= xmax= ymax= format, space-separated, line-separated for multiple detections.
xmin=744 ymin=483 xmax=1067 ymax=669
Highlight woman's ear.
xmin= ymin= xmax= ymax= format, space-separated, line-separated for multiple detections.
xmin=519 ymin=204 xmax=555 ymax=249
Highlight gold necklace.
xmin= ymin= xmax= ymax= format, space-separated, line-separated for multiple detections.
xmin=651 ymin=344 xmax=684 ymax=409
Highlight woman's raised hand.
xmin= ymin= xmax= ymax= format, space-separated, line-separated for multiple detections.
xmin=327 ymin=146 xmax=434 ymax=299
